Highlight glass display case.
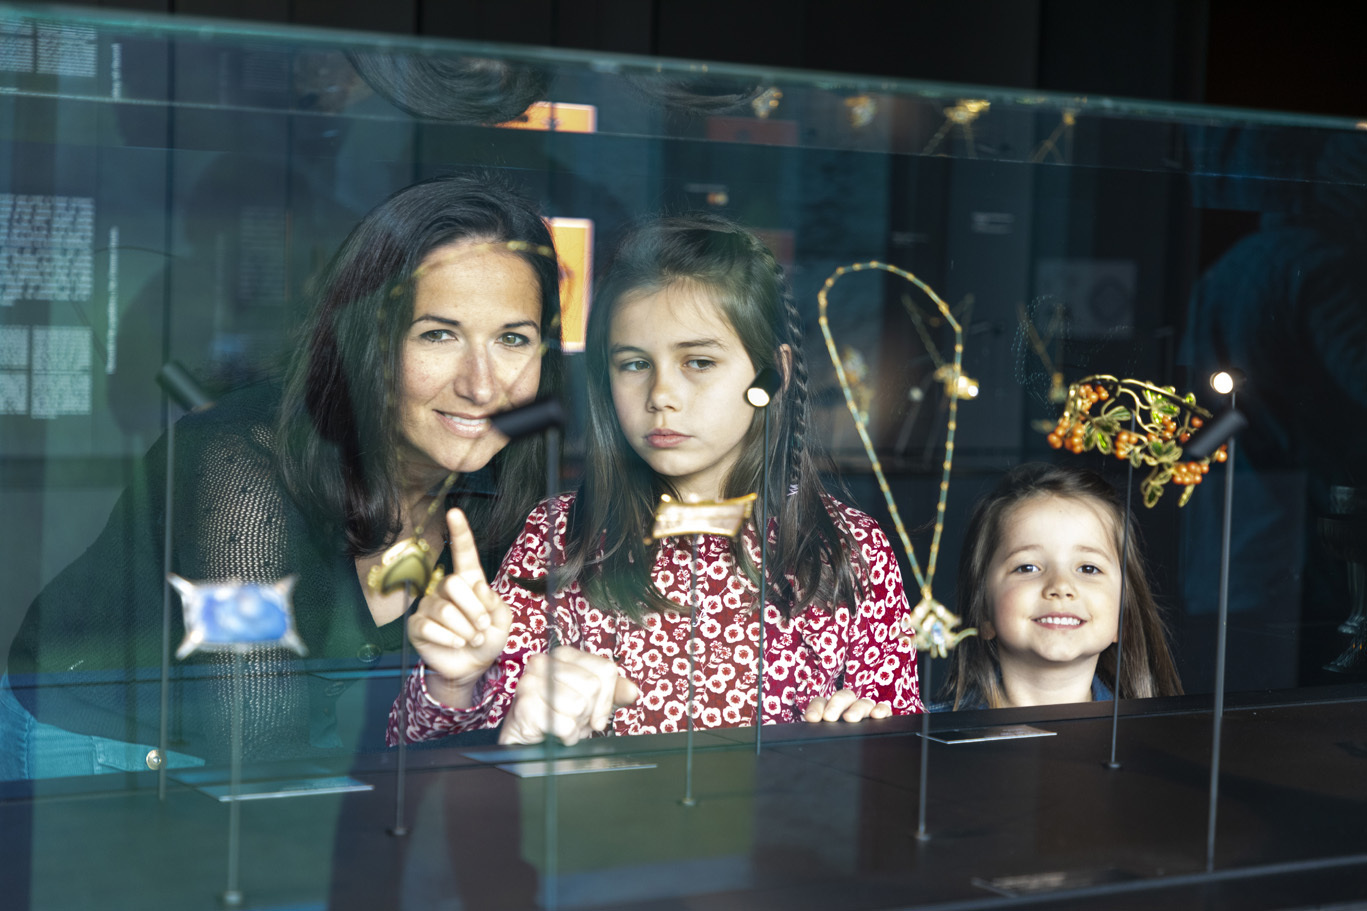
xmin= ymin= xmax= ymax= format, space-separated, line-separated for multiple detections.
xmin=2 ymin=4 xmax=1365 ymax=909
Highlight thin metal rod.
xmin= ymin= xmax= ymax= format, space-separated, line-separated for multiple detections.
xmin=756 ymin=407 xmax=769 ymax=754
xmin=223 ymin=651 xmax=245 ymax=907
xmin=543 ymin=425 xmax=560 ymax=911
xmin=682 ymin=534 xmax=701 ymax=807
xmin=915 ymin=656 xmax=932 ymax=840
xmin=156 ymin=84 xmax=178 ymax=801
xmin=158 ymin=409 xmax=175 ymax=801
xmin=390 ymin=583 xmax=413 ymax=837
xmin=1106 ymin=414 xmax=1137 ymax=769
xmin=1206 ymin=391 xmax=1237 ymax=872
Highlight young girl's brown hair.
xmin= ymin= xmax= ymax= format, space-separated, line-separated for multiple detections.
xmin=940 ymin=462 xmax=1183 ymax=709
xmin=558 ymin=213 xmax=858 ymax=622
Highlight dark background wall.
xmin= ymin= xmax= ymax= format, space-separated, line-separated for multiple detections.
xmin=57 ymin=0 xmax=1367 ymax=118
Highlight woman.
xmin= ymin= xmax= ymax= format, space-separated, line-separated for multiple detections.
xmin=2 ymin=173 xmax=562 ymax=776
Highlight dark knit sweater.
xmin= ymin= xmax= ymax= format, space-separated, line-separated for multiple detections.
xmin=6 ymin=383 xmax=489 ymax=764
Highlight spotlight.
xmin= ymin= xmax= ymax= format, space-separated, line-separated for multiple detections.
xmin=1210 ymin=369 xmax=1245 ymax=395
xmin=156 ymin=361 xmax=214 ymax=412
xmin=745 ymin=367 xmax=782 ymax=408
xmin=1183 ymin=407 xmax=1248 ymax=461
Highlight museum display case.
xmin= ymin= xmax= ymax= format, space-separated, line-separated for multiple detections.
xmin=2 ymin=4 xmax=1365 ymax=908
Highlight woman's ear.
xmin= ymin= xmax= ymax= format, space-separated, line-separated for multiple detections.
xmin=980 ymin=620 xmax=997 ymax=640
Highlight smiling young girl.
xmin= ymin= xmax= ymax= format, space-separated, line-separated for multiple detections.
xmin=390 ymin=214 xmax=923 ymax=744
xmin=938 ymin=463 xmax=1183 ymax=710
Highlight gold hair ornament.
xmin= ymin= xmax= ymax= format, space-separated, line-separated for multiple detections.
xmin=1031 ymin=109 xmax=1077 ymax=164
xmin=752 ymin=87 xmax=782 ymax=119
xmin=923 ymin=99 xmax=990 ymax=157
xmin=368 ymin=471 xmax=462 ymax=596
xmin=1046 ymin=375 xmax=1229 ymax=507
xmin=649 ymin=493 xmax=757 ymax=541
xmin=818 ymin=261 xmax=976 ymax=657
xmin=844 ymin=94 xmax=877 ymax=128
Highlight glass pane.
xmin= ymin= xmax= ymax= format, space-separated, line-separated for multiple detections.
xmin=2 ymin=5 xmax=1364 ymax=908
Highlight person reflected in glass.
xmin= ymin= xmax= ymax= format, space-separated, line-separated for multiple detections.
xmin=390 ymin=213 xmax=924 ymax=747
xmin=2 ymin=173 xmax=562 ymax=776
xmin=936 ymin=463 xmax=1183 ymax=710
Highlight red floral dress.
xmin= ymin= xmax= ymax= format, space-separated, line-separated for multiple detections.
xmin=389 ymin=493 xmax=921 ymax=744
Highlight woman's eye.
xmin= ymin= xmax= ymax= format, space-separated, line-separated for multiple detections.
xmin=617 ymin=359 xmax=649 ymax=373
xmin=685 ymin=357 xmax=716 ymax=370
xmin=1079 ymin=564 xmax=1103 ymax=575
xmin=419 ymin=328 xmax=456 ymax=343
xmin=1011 ymin=563 xmax=1039 ymax=574
xmin=499 ymin=332 xmax=532 ymax=348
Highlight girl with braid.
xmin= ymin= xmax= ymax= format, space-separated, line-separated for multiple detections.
xmin=389 ymin=214 xmax=922 ymax=745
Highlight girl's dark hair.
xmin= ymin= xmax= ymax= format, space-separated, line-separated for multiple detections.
xmin=277 ymin=173 xmax=563 ymax=564
xmin=559 ymin=213 xmax=857 ymax=622
xmin=941 ymin=462 xmax=1183 ymax=709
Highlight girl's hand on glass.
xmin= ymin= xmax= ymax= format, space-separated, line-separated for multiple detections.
xmin=498 ymin=646 xmax=640 ymax=746
xmin=804 ymin=689 xmax=892 ymax=723
xmin=408 ymin=508 xmax=512 ymax=708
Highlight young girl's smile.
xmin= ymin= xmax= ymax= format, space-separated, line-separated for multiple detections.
xmin=609 ymin=282 xmax=759 ymax=501
xmin=984 ymin=494 xmax=1121 ymax=675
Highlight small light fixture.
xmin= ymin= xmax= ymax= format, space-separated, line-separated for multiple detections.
xmin=745 ymin=367 xmax=782 ymax=408
xmin=1183 ymin=407 xmax=1248 ymax=461
xmin=1210 ymin=368 xmax=1245 ymax=395
xmin=490 ymin=399 xmax=565 ymax=439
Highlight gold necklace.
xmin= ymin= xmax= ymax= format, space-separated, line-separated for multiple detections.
xmin=817 ymin=261 xmax=975 ymax=658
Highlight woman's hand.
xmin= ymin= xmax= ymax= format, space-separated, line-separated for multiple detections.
xmin=804 ymin=689 xmax=892 ymax=723
xmin=408 ymin=508 xmax=512 ymax=709
xmin=498 ymin=646 xmax=640 ymax=746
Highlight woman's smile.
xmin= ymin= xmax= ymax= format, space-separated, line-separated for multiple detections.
xmin=437 ymin=411 xmax=494 ymax=438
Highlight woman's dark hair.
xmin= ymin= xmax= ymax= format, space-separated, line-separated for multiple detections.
xmin=277 ymin=173 xmax=563 ymax=564
xmin=559 ymin=213 xmax=857 ymax=622
xmin=941 ymin=462 xmax=1183 ymax=709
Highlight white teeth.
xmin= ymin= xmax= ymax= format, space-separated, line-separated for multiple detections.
xmin=443 ymin=414 xmax=487 ymax=428
xmin=1035 ymin=616 xmax=1082 ymax=627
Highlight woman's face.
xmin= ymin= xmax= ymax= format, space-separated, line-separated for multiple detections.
xmin=396 ymin=240 xmax=543 ymax=493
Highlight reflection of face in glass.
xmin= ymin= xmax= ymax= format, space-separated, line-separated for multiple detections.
xmin=983 ymin=494 xmax=1121 ymax=693
xmin=609 ymin=283 xmax=758 ymax=502
xmin=397 ymin=241 xmax=543 ymax=492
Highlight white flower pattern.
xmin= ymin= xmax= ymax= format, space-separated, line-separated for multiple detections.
xmin=389 ymin=493 xmax=922 ymax=744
